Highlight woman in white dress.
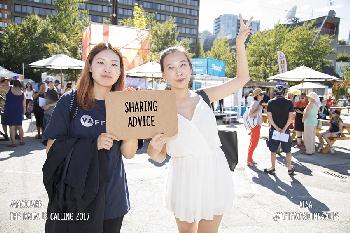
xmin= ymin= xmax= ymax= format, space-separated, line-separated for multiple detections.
xmin=147 ymin=15 xmax=252 ymax=233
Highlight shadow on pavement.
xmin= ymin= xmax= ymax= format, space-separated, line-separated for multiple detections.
xmin=0 ymin=136 xmax=45 ymax=161
xmin=293 ymin=150 xmax=350 ymax=176
xmin=250 ymin=166 xmax=330 ymax=214
xmin=275 ymin=153 xmax=313 ymax=176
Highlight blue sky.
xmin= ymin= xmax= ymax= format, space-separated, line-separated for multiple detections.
xmin=199 ymin=0 xmax=350 ymax=40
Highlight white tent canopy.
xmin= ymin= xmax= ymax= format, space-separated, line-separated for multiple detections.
xmin=29 ymin=54 xmax=84 ymax=70
xmin=126 ymin=62 xmax=162 ymax=78
xmin=289 ymin=82 xmax=328 ymax=89
xmin=268 ymin=66 xmax=339 ymax=82
xmin=0 ymin=66 xmax=20 ymax=78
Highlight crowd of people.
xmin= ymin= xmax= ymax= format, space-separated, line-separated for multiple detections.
xmin=0 ymin=14 xmax=348 ymax=233
xmin=244 ymin=85 xmax=345 ymax=173
xmin=0 ymin=77 xmax=73 ymax=146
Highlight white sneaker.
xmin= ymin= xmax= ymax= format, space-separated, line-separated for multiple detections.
xmin=330 ymin=148 xmax=335 ymax=154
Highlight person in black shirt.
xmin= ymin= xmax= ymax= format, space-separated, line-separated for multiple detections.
xmin=44 ymin=42 xmax=138 ymax=233
xmin=33 ymin=83 xmax=46 ymax=139
xmin=264 ymin=85 xmax=295 ymax=176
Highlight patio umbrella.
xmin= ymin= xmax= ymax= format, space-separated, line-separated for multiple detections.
xmin=289 ymin=82 xmax=328 ymax=89
xmin=268 ymin=66 xmax=339 ymax=82
xmin=126 ymin=62 xmax=162 ymax=78
xmin=29 ymin=54 xmax=85 ymax=84
xmin=126 ymin=62 xmax=162 ymax=88
xmin=0 ymin=66 xmax=20 ymax=78
xmin=29 ymin=54 xmax=84 ymax=70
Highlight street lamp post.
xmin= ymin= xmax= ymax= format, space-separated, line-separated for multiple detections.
xmin=111 ymin=0 xmax=118 ymax=25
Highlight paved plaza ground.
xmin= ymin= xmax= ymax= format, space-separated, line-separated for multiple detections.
xmin=0 ymin=111 xmax=349 ymax=233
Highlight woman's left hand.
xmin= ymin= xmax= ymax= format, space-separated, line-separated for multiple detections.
xmin=125 ymin=87 xmax=137 ymax=92
xmin=236 ymin=14 xmax=253 ymax=44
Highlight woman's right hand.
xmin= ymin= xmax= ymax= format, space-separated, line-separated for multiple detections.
xmin=149 ymin=133 xmax=168 ymax=154
xmin=97 ymin=133 xmax=118 ymax=150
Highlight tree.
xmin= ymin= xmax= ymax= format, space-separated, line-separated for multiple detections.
xmin=0 ymin=0 xmax=88 ymax=82
xmin=149 ymin=19 xmax=178 ymax=61
xmin=0 ymin=15 xmax=53 ymax=81
xmin=119 ymin=5 xmax=179 ymax=61
xmin=247 ymin=22 xmax=333 ymax=81
xmin=282 ymin=22 xmax=333 ymax=71
xmin=343 ymin=66 xmax=350 ymax=81
xmin=194 ymin=40 xmax=205 ymax=57
xmin=119 ymin=5 xmax=155 ymax=29
xmin=338 ymin=40 xmax=347 ymax=45
xmin=247 ymin=25 xmax=289 ymax=80
xmin=336 ymin=53 xmax=350 ymax=62
xmin=48 ymin=0 xmax=89 ymax=58
xmin=206 ymin=37 xmax=236 ymax=78
xmin=177 ymin=38 xmax=192 ymax=56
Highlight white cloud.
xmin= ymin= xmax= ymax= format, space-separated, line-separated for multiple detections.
xmin=300 ymin=4 xmax=311 ymax=11
xmin=315 ymin=4 xmax=344 ymax=13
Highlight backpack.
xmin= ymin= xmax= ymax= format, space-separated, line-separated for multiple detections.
xmin=196 ymin=89 xmax=238 ymax=172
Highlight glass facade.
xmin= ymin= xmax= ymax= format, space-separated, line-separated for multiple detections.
xmin=7 ymin=0 xmax=199 ymax=43
xmin=118 ymin=0 xmax=200 ymax=42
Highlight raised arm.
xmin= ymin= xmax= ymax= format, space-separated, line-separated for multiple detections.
xmin=204 ymin=14 xmax=252 ymax=102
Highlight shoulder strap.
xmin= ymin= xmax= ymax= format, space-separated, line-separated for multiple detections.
xmin=196 ymin=89 xmax=211 ymax=107
xmin=69 ymin=90 xmax=78 ymax=121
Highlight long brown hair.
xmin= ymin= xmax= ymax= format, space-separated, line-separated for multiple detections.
xmin=76 ymin=42 xmax=125 ymax=110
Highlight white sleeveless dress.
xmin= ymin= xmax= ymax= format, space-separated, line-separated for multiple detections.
xmin=165 ymin=94 xmax=234 ymax=223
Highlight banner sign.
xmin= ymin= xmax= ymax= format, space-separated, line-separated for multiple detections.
xmin=105 ymin=90 xmax=178 ymax=140
xmin=277 ymin=51 xmax=288 ymax=74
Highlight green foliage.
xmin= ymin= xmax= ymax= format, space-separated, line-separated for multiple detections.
xmin=176 ymin=38 xmax=192 ymax=56
xmin=48 ymin=0 xmax=89 ymax=58
xmin=282 ymin=22 xmax=333 ymax=71
xmin=247 ymin=22 xmax=333 ymax=81
xmin=119 ymin=5 xmax=155 ymax=29
xmin=119 ymin=5 xmax=179 ymax=61
xmin=343 ymin=66 xmax=350 ymax=81
xmin=0 ymin=0 xmax=87 ymax=81
xmin=247 ymin=25 xmax=289 ymax=80
xmin=0 ymin=15 xmax=53 ymax=80
xmin=338 ymin=40 xmax=347 ymax=45
xmin=194 ymin=40 xmax=205 ymax=57
xmin=336 ymin=53 xmax=350 ymax=62
xmin=206 ymin=37 xmax=236 ymax=78
xmin=148 ymin=19 xmax=178 ymax=61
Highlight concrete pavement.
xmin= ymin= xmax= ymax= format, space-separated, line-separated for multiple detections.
xmin=0 ymin=114 xmax=349 ymax=233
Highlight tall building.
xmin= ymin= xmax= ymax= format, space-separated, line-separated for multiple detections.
xmin=213 ymin=14 xmax=260 ymax=39
xmin=3 ymin=0 xmax=200 ymax=44
xmin=198 ymin=30 xmax=215 ymax=52
xmin=117 ymin=0 xmax=200 ymax=43
xmin=10 ymin=0 xmax=113 ymax=25
xmin=0 ymin=0 xmax=11 ymax=33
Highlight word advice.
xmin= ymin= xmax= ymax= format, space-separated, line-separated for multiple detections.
xmin=125 ymin=100 xmax=158 ymax=127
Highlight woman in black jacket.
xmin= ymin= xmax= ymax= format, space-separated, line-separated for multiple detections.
xmin=44 ymin=42 xmax=138 ymax=233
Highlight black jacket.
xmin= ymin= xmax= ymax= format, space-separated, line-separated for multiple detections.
xmin=43 ymin=137 xmax=109 ymax=233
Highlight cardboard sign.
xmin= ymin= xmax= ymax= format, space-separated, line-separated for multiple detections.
xmin=105 ymin=90 xmax=178 ymax=140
